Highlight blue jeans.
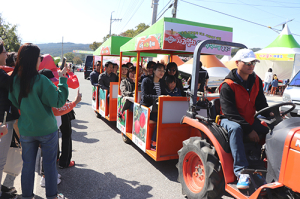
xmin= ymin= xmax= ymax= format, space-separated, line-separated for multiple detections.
xmin=20 ymin=131 xmax=58 ymax=199
xmin=263 ymin=82 xmax=270 ymax=93
xmin=220 ymin=119 xmax=248 ymax=177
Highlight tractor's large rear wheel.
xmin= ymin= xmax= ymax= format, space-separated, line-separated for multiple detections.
xmin=177 ymin=137 xmax=224 ymax=199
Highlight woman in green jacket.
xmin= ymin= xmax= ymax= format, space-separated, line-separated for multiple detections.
xmin=9 ymin=43 xmax=68 ymax=199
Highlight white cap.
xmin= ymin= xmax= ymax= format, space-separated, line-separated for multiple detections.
xmin=232 ymin=49 xmax=259 ymax=62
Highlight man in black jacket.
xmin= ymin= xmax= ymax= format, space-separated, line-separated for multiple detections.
xmin=90 ymin=61 xmax=101 ymax=86
xmin=220 ymin=49 xmax=271 ymax=189
xmin=98 ymin=61 xmax=118 ymax=90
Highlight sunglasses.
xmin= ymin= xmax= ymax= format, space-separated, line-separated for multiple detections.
xmin=168 ymin=69 xmax=176 ymax=72
xmin=241 ymin=61 xmax=257 ymax=66
xmin=40 ymin=55 xmax=43 ymax=62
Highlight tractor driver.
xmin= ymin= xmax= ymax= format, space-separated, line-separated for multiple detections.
xmin=219 ymin=49 xmax=272 ymax=189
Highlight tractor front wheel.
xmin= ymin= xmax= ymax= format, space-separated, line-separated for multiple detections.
xmin=177 ymin=137 xmax=224 ymax=199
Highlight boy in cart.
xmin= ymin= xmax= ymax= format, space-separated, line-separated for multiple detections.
xmin=219 ymin=49 xmax=273 ymax=189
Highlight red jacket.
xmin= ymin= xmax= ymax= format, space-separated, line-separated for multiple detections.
xmin=221 ymin=77 xmax=259 ymax=125
xmin=219 ymin=69 xmax=269 ymax=134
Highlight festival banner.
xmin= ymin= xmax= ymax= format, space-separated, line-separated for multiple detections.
xmin=255 ymin=53 xmax=295 ymax=61
xmin=132 ymin=103 xmax=150 ymax=152
xmin=163 ymin=21 xmax=233 ymax=55
xmin=99 ymin=89 xmax=107 ymax=117
xmin=101 ymin=46 xmax=111 ymax=55
xmin=135 ymin=34 xmax=161 ymax=51
xmin=117 ymin=95 xmax=126 ymax=134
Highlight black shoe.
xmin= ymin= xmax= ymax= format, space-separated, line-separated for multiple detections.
xmin=1 ymin=186 xmax=16 ymax=194
xmin=0 ymin=192 xmax=17 ymax=199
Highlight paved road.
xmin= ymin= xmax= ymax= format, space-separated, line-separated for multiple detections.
xmin=1 ymin=72 xmax=283 ymax=199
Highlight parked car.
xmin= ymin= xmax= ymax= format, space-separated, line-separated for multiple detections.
xmin=84 ymin=55 xmax=93 ymax=79
xmin=282 ymin=70 xmax=300 ymax=117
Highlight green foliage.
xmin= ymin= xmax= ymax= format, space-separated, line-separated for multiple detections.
xmin=119 ymin=23 xmax=149 ymax=38
xmin=0 ymin=14 xmax=21 ymax=52
xmin=73 ymin=56 xmax=82 ymax=64
xmin=89 ymin=41 xmax=102 ymax=51
xmin=64 ymin=52 xmax=75 ymax=63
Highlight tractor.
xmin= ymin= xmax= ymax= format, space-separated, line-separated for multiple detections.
xmin=177 ymin=40 xmax=300 ymax=199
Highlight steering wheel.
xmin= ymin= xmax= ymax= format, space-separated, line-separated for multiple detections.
xmin=254 ymin=102 xmax=295 ymax=126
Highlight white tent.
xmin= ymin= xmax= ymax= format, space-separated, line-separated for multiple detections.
xmin=254 ymin=25 xmax=300 ymax=80
xmin=220 ymin=55 xmax=232 ymax=63
xmin=178 ymin=55 xmax=230 ymax=81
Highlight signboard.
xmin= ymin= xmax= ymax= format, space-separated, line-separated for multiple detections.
xmin=135 ymin=34 xmax=161 ymax=51
xmin=163 ymin=21 xmax=233 ymax=55
xmin=101 ymin=47 xmax=111 ymax=55
xmin=92 ymin=86 xmax=97 ymax=110
xmin=99 ymin=89 xmax=107 ymax=117
xmin=117 ymin=95 xmax=126 ymax=134
xmin=132 ymin=103 xmax=150 ymax=152
xmin=255 ymin=53 xmax=295 ymax=61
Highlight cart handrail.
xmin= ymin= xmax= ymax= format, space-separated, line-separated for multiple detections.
xmin=189 ymin=40 xmax=247 ymax=117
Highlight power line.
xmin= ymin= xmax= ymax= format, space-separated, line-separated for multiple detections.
xmin=193 ymin=0 xmax=300 ymax=8
xmin=117 ymin=0 xmax=140 ymax=33
xmin=180 ymin=0 xmax=300 ymax=37
xmin=157 ymin=0 xmax=172 ymax=16
xmin=119 ymin=0 xmax=146 ymax=34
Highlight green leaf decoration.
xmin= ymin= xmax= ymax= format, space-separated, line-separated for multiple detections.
xmin=178 ymin=32 xmax=197 ymax=39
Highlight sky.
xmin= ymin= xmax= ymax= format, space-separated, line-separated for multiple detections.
xmin=1 ymin=0 xmax=300 ymax=49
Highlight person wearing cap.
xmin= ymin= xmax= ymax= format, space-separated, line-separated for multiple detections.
xmin=219 ymin=49 xmax=273 ymax=189
xmin=90 ymin=61 xmax=101 ymax=86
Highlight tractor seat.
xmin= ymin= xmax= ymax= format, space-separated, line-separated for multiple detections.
xmin=210 ymin=98 xmax=221 ymax=120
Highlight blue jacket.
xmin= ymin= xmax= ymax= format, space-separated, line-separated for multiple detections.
xmin=271 ymin=79 xmax=278 ymax=87
xmin=141 ymin=76 xmax=166 ymax=107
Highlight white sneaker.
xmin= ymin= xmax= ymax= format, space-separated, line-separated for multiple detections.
xmin=40 ymin=176 xmax=62 ymax=187
xmin=58 ymin=173 xmax=61 ymax=179
xmin=40 ymin=176 xmax=45 ymax=187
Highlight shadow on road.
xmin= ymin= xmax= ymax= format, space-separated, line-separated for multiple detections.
xmin=58 ymin=167 xmax=153 ymax=199
xmin=71 ymin=130 xmax=99 ymax=144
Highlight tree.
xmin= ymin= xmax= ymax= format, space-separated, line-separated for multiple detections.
xmin=73 ymin=56 xmax=82 ymax=65
xmin=89 ymin=41 xmax=102 ymax=51
xmin=103 ymin=34 xmax=117 ymax=42
xmin=119 ymin=23 xmax=149 ymax=38
xmin=64 ymin=52 xmax=75 ymax=63
xmin=0 ymin=14 xmax=21 ymax=52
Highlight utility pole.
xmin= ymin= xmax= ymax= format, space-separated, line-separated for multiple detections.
xmin=172 ymin=0 xmax=178 ymax=18
xmin=61 ymin=36 xmax=63 ymax=60
xmin=151 ymin=0 xmax=159 ymax=25
xmin=109 ymin=11 xmax=122 ymax=37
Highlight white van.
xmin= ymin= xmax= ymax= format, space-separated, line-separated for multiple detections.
xmin=282 ymin=70 xmax=300 ymax=117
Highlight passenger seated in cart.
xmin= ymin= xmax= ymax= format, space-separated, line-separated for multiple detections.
xmin=164 ymin=75 xmax=181 ymax=96
xmin=98 ymin=61 xmax=118 ymax=103
xmin=187 ymin=62 xmax=209 ymax=93
xmin=90 ymin=61 xmax=101 ymax=86
xmin=141 ymin=61 xmax=155 ymax=81
xmin=141 ymin=63 xmax=167 ymax=151
xmin=164 ymin=62 xmax=185 ymax=96
xmin=219 ymin=49 xmax=273 ymax=190
xmin=113 ymin=63 xmax=119 ymax=76
xmin=121 ymin=64 xmax=128 ymax=80
xmin=126 ymin=62 xmax=133 ymax=68
xmin=119 ymin=66 xmax=136 ymax=115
